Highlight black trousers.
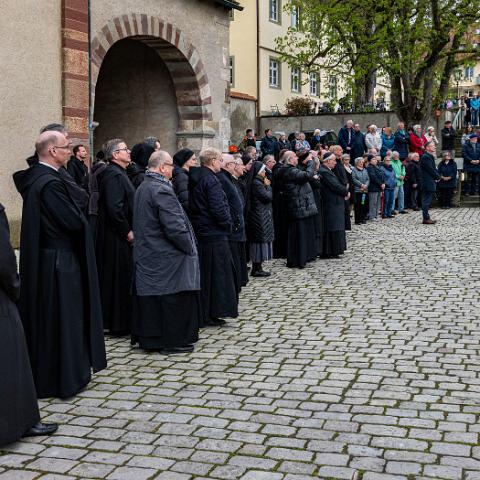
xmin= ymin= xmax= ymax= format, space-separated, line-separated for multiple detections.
xmin=438 ymin=188 xmax=454 ymax=207
xmin=354 ymin=192 xmax=368 ymax=224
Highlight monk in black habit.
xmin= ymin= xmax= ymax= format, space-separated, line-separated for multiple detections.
xmin=95 ymin=138 xmax=135 ymax=335
xmin=13 ymin=131 xmax=106 ymax=399
xmin=132 ymin=151 xmax=201 ymax=353
xmin=189 ymin=147 xmax=238 ymax=326
xmin=319 ymin=153 xmax=348 ymax=257
xmin=0 ymin=203 xmax=58 ymax=445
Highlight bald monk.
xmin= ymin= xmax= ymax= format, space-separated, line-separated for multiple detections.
xmin=13 ymin=131 xmax=106 ymax=399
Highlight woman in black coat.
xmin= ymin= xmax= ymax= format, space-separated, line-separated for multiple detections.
xmin=246 ymin=162 xmax=274 ymax=277
xmin=437 ymin=152 xmax=458 ymax=208
xmin=172 ymin=149 xmax=197 ymax=214
xmin=127 ymin=143 xmax=154 ymax=189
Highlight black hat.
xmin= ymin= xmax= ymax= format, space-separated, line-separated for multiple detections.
xmin=131 ymin=143 xmax=155 ymax=168
xmin=173 ymin=148 xmax=195 ymax=167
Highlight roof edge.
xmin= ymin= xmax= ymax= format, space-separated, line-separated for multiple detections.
xmin=213 ymin=0 xmax=243 ymax=11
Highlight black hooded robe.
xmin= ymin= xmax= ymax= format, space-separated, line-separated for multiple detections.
xmin=333 ymin=158 xmax=352 ymax=231
xmin=0 ymin=204 xmax=40 ymax=446
xmin=95 ymin=162 xmax=135 ymax=335
xmin=13 ymin=164 xmax=106 ymax=399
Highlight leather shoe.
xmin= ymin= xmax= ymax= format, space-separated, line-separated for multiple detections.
xmin=251 ymin=270 xmax=271 ymax=277
xmin=422 ymin=219 xmax=436 ymax=224
xmin=204 ymin=317 xmax=227 ymax=327
xmin=159 ymin=345 xmax=194 ymax=354
xmin=23 ymin=422 xmax=58 ymax=438
xmin=399 ymin=210 xmax=409 ymax=214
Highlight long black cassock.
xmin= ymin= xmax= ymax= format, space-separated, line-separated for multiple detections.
xmin=95 ymin=162 xmax=135 ymax=335
xmin=13 ymin=164 xmax=107 ymax=399
xmin=0 ymin=204 xmax=40 ymax=446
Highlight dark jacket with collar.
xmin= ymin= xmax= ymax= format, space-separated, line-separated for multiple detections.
xmin=319 ymin=165 xmax=347 ymax=232
xmin=437 ymin=160 xmax=458 ymax=188
xmin=218 ymin=169 xmax=246 ymax=242
xmin=462 ymin=141 xmax=480 ymax=173
xmin=67 ymin=156 xmax=89 ymax=190
xmin=405 ymin=160 xmax=422 ymax=188
xmin=172 ymin=165 xmax=190 ymax=213
xmin=260 ymin=135 xmax=276 ymax=157
xmin=338 ymin=126 xmax=354 ymax=152
xmin=394 ymin=129 xmax=410 ymax=159
xmin=366 ymin=164 xmax=384 ymax=192
xmin=420 ymin=152 xmax=441 ymax=192
xmin=441 ymin=127 xmax=456 ymax=150
xmin=188 ymin=166 xmax=232 ymax=242
xmin=350 ymin=130 xmax=366 ymax=161
xmin=282 ymin=160 xmax=317 ymax=220
xmin=247 ymin=176 xmax=274 ymax=243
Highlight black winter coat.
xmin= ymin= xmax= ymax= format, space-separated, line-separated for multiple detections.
xmin=282 ymin=161 xmax=318 ymax=220
xmin=441 ymin=127 xmax=456 ymax=151
xmin=126 ymin=162 xmax=146 ymax=189
xmin=394 ymin=130 xmax=410 ymax=159
xmin=350 ymin=131 xmax=366 ymax=161
xmin=218 ymin=169 xmax=246 ymax=242
xmin=319 ymin=166 xmax=347 ymax=232
xmin=188 ymin=166 xmax=232 ymax=241
xmin=172 ymin=165 xmax=190 ymax=213
xmin=462 ymin=141 xmax=480 ymax=173
xmin=366 ymin=164 xmax=384 ymax=192
xmin=247 ymin=177 xmax=274 ymax=243
xmin=420 ymin=152 xmax=440 ymax=192
xmin=274 ymin=140 xmax=291 ymax=160
xmin=260 ymin=136 xmax=276 ymax=157
xmin=437 ymin=160 xmax=458 ymax=188
xmin=405 ymin=160 xmax=421 ymax=188
xmin=67 ymin=156 xmax=89 ymax=190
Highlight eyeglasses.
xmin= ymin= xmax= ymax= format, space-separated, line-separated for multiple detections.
xmin=54 ymin=144 xmax=72 ymax=150
xmin=164 ymin=162 xmax=174 ymax=167
xmin=115 ymin=147 xmax=130 ymax=153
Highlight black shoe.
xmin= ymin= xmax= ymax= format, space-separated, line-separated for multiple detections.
xmin=399 ymin=210 xmax=409 ymax=214
xmin=159 ymin=345 xmax=194 ymax=354
xmin=23 ymin=422 xmax=58 ymax=438
xmin=204 ymin=317 xmax=227 ymax=327
xmin=251 ymin=270 xmax=271 ymax=277
xmin=412 ymin=207 xmax=420 ymax=211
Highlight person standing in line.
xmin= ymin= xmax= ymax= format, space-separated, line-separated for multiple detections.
xmin=172 ymin=148 xmax=197 ymax=214
xmin=127 ymin=143 xmax=155 ymax=189
xmin=13 ymin=131 xmax=106 ymax=399
xmin=350 ymin=123 xmax=366 ymax=163
xmin=462 ymin=133 xmax=480 ymax=196
xmin=420 ymin=141 xmax=441 ymax=224
xmin=391 ymin=151 xmax=408 ymax=214
xmin=351 ymin=157 xmax=370 ymax=224
xmin=189 ymin=148 xmax=238 ymax=326
xmin=366 ymin=155 xmax=384 ymax=221
xmin=131 ymin=151 xmax=200 ymax=354
xmin=437 ymin=152 xmax=458 ymax=209
xmin=67 ymin=144 xmax=89 ymax=190
xmin=393 ymin=122 xmax=410 ymax=161
xmin=96 ymin=138 xmax=135 ymax=335
xmin=405 ymin=152 xmax=422 ymax=211
xmin=380 ymin=156 xmax=396 ymax=218
xmin=338 ymin=120 xmax=354 ymax=155
xmin=0 ymin=203 xmax=58 ymax=444
xmin=440 ymin=120 xmax=457 ymax=159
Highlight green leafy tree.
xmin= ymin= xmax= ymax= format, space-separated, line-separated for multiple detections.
xmin=276 ymin=0 xmax=480 ymax=125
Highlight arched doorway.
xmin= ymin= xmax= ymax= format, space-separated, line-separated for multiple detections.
xmin=93 ymin=38 xmax=178 ymax=153
xmin=90 ymin=15 xmax=215 ymax=154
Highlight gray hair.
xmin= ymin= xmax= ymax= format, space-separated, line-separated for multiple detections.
xmin=424 ymin=141 xmax=435 ymax=149
xmin=354 ymin=157 xmax=364 ymax=165
xmin=391 ymin=150 xmax=400 ymax=158
xmin=144 ymin=136 xmax=159 ymax=149
xmin=341 ymin=153 xmax=350 ymax=161
xmin=284 ymin=151 xmax=297 ymax=165
xmin=104 ymin=138 xmax=125 ymax=161
xmin=40 ymin=123 xmax=66 ymax=134
xmin=263 ymin=154 xmax=274 ymax=164
xmin=148 ymin=150 xmax=171 ymax=169
xmin=199 ymin=147 xmax=221 ymax=166
xmin=35 ymin=131 xmax=64 ymax=156
xmin=413 ymin=124 xmax=421 ymax=130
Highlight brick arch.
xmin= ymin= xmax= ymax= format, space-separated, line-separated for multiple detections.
xmin=90 ymin=14 xmax=212 ymax=124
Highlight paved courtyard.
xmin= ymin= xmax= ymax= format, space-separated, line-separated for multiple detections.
xmin=2 ymin=208 xmax=480 ymax=480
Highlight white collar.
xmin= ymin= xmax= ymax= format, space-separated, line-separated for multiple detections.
xmin=38 ymin=161 xmax=59 ymax=171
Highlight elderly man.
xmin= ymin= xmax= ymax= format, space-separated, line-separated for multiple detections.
xmin=350 ymin=123 xmax=366 ymax=162
xmin=13 ymin=131 xmax=106 ymax=398
xmin=462 ymin=133 xmax=480 ymax=196
xmin=338 ymin=119 xmax=354 ymax=154
xmin=0 ymin=203 xmax=58 ymax=444
xmin=96 ymin=138 xmax=136 ymax=335
xmin=132 ymin=151 xmax=200 ymax=354
xmin=331 ymin=144 xmax=352 ymax=230
xmin=420 ymin=141 xmax=441 ymax=224
xmin=394 ymin=122 xmax=410 ymax=161
xmin=189 ymin=148 xmax=238 ymax=326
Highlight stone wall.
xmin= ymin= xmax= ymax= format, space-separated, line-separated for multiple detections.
xmin=230 ymin=96 xmax=257 ymax=146
xmin=0 ymin=0 xmax=63 ymax=235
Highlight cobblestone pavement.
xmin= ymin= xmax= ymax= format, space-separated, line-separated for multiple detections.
xmin=2 ymin=208 xmax=480 ymax=480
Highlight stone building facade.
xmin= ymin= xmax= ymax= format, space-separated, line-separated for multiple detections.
xmin=1 ymin=0 xmax=240 ymax=238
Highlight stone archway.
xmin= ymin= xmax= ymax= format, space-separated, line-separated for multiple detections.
xmin=90 ymin=14 xmax=215 ymax=150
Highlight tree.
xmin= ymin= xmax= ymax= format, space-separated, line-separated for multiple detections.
xmin=276 ymin=0 xmax=480 ymax=125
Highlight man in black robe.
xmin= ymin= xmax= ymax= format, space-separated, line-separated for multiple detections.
xmin=13 ymin=131 xmax=106 ymax=399
xmin=189 ymin=148 xmax=238 ymax=326
xmin=332 ymin=144 xmax=352 ymax=231
xmin=0 ymin=203 xmax=58 ymax=445
xmin=95 ymin=138 xmax=135 ymax=335
xmin=67 ymin=144 xmax=89 ymax=190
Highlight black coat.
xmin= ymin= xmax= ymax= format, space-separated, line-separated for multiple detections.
xmin=218 ymin=169 xmax=246 ymax=242
xmin=0 ymin=204 xmax=40 ymax=446
xmin=350 ymin=131 xmax=366 ymax=161
xmin=247 ymin=176 xmax=274 ymax=243
xmin=338 ymin=126 xmax=354 ymax=152
xmin=283 ymin=161 xmax=318 ymax=220
xmin=366 ymin=164 xmax=384 ymax=192
xmin=260 ymin=136 xmax=276 ymax=157
xmin=274 ymin=140 xmax=291 ymax=160
xmin=441 ymin=127 xmax=456 ymax=151
xmin=462 ymin=141 xmax=480 ymax=173
xmin=67 ymin=156 xmax=89 ymax=190
xmin=172 ymin=165 xmax=190 ymax=213
xmin=272 ymin=163 xmax=289 ymax=258
xmin=405 ymin=160 xmax=422 ymax=188
xmin=420 ymin=152 xmax=441 ymax=192
xmin=96 ymin=161 xmax=135 ymax=334
xmin=13 ymin=164 xmax=106 ymax=398
xmin=394 ymin=130 xmax=410 ymax=159
xmin=319 ymin=165 xmax=348 ymax=231
xmin=437 ymin=160 xmax=458 ymax=188
xmin=126 ymin=162 xmax=146 ymax=189
xmin=189 ymin=166 xmax=232 ymax=241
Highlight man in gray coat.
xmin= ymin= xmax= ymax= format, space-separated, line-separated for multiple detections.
xmin=132 ymin=150 xmax=201 ymax=354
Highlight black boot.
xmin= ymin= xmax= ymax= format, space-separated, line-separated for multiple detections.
xmin=252 ymin=262 xmax=271 ymax=277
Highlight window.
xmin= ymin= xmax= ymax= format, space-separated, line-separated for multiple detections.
xmin=229 ymin=56 xmax=235 ymax=87
xmin=269 ymin=58 xmax=281 ymax=88
xmin=465 ymin=66 xmax=474 ymax=80
xmin=310 ymin=72 xmax=319 ymax=96
xmin=269 ymin=0 xmax=281 ymax=23
xmin=328 ymin=76 xmax=338 ymax=99
xmin=291 ymin=67 xmax=300 ymax=92
xmin=291 ymin=6 xmax=300 ymax=29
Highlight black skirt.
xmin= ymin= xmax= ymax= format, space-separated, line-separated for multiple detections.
xmin=229 ymin=241 xmax=248 ymax=292
xmin=322 ymin=230 xmax=347 ymax=257
xmin=286 ymin=216 xmax=317 ymax=269
xmin=132 ymin=291 xmax=200 ymax=350
xmin=198 ymin=240 xmax=239 ymax=322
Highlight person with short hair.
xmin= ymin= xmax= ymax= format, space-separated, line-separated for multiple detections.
xmin=132 ymin=151 xmax=200 ymax=353
xmin=260 ymin=129 xmax=276 ymax=158
xmin=391 ymin=151 xmax=408 ymax=214
xmin=380 ymin=156 xmax=396 ymax=218
xmin=409 ymin=124 xmax=427 ymax=155
xmin=380 ymin=127 xmax=395 ymax=160
xmin=238 ymin=128 xmax=257 ymax=151
xmin=437 ymin=151 xmax=457 ymax=208
xmin=393 ymin=122 xmax=410 ymax=161
xmin=274 ymin=132 xmax=290 ymax=160
xmin=365 ymin=124 xmax=382 ymax=152
xmin=420 ymin=141 xmax=441 ymax=224
xmin=441 ymin=121 xmax=456 ymax=159
xmin=96 ymin=138 xmax=136 ymax=335
xmin=366 ymin=155 xmax=384 ymax=220
xmin=350 ymin=123 xmax=366 ymax=162
xmin=338 ymin=120 xmax=354 ymax=154
xmin=294 ymin=132 xmax=310 ymax=152
xmin=462 ymin=133 xmax=480 ymax=195
xmin=189 ymin=148 xmax=238 ymax=326
xmin=143 ymin=136 xmax=161 ymax=151
xmin=13 ymin=131 xmax=106 ymax=398
xmin=352 ymin=157 xmax=370 ymax=224
xmin=67 ymin=144 xmax=89 ymax=190
xmin=405 ymin=153 xmax=422 ymax=211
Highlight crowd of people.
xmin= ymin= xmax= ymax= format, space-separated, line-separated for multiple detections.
xmin=1 ymin=115 xmax=478 ymax=447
